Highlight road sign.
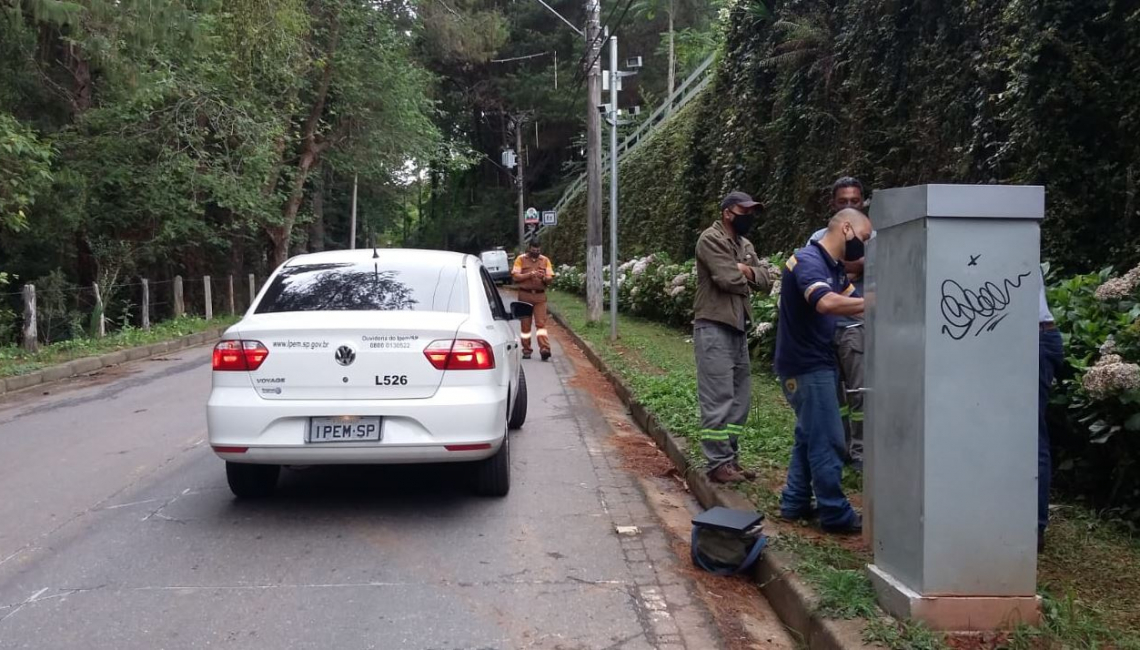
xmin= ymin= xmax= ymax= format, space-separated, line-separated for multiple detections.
xmin=524 ymin=207 xmax=540 ymax=224
xmin=542 ymin=210 xmax=557 ymax=226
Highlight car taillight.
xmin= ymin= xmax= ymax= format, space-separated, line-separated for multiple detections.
xmin=212 ymin=340 xmax=269 ymax=371
xmin=423 ymin=339 xmax=495 ymax=370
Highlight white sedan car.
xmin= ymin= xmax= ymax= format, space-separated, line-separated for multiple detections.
xmin=207 ymin=249 xmax=532 ymax=498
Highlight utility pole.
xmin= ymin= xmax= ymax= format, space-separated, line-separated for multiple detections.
xmin=585 ymin=0 xmax=604 ymax=323
xmin=516 ymin=117 xmax=526 ymax=250
xmin=349 ymin=173 xmax=358 ymax=249
xmin=609 ymin=34 xmax=619 ymax=340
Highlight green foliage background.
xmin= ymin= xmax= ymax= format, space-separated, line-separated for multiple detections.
xmin=543 ymin=0 xmax=1140 ymax=519
xmin=545 ymin=0 xmax=1140 ymax=273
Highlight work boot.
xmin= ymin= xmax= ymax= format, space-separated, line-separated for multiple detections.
xmin=822 ymin=513 xmax=863 ymax=535
xmin=732 ymin=461 xmax=757 ymax=481
xmin=779 ymin=506 xmax=819 ymax=522
xmin=708 ymin=464 xmax=747 ymax=484
xmin=540 ymin=350 xmax=551 ymax=361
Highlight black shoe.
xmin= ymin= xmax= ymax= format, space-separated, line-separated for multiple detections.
xmin=522 ymin=352 xmax=532 ymax=360
xmin=540 ymin=350 xmax=551 ymax=361
xmin=822 ymin=514 xmax=863 ymax=535
xmin=779 ymin=506 xmax=818 ymax=521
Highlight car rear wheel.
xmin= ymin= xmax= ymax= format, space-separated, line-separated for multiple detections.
xmin=226 ymin=462 xmax=280 ymax=499
xmin=474 ymin=428 xmax=510 ymax=497
xmin=508 ymin=367 xmax=528 ymax=430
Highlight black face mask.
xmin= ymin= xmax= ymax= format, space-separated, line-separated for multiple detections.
xmin=844 ymin=232 xmax=865 ymax=262
xmin=730 ymin=213 xmax=756 ymax=237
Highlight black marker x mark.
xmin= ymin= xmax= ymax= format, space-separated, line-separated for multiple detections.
xmin=968 ymin=254 xmax=981 ymax=267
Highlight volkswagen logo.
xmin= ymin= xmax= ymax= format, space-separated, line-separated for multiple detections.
xmin=335 ymin=345 xmax=356 ymax=367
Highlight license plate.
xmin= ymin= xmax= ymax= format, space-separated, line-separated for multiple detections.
xmin=308 ymin=417 xmax=382 ymax=443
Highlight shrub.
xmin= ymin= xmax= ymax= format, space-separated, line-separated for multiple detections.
xmin=1050 ymin=263 xmax=1140 ymax=518
xmin=554 ymin=252 xmax=783 ymax=365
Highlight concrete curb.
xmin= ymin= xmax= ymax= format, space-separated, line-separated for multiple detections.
xmin=0 ymin=326 xmax=226 ymax=397
xmin=549 ymin=308 xmax=873 ymax=650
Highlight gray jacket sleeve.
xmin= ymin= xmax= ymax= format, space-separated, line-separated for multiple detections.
xmin=696 ymin=233 xmax=750 ymax=296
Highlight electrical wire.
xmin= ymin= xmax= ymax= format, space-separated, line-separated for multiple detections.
xmin=572 ymin=0 xmax=637 ymax=89
xmin=567 ymin=0 xmax=638 ymax=116
xmin=569 ymin=0 xmax=623 ymax=81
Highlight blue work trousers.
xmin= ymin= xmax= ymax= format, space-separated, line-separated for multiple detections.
xmin=1038 ymin=328 xmax=1064 ymax=532
xmin=779 ymin=369 xmax=858 ymax=529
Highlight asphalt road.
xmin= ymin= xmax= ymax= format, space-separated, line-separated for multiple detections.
xmin=0 ymin=332 xmax=738 ymax=649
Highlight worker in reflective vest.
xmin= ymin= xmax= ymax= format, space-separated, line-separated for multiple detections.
xmin=512 ymin=240 xmax=555 ymax=360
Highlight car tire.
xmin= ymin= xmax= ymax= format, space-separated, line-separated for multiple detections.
xmin=475 ymin=428 xmax=510 ymax=497
xmin=226 ymin=462 xmax=280 ymax=499
xmin=508 ymin=367 xmax=528 ymax=430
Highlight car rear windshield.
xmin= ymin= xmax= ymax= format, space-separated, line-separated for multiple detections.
xmin=255 ymin=262 xmax=468 ymax=314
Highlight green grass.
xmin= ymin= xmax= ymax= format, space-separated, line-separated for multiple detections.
xmin=549 ymin=289 xmax=1140 ymax=649
xmin=863 ymin=618 xmax=947 ymax=650
xmin=772 ymin=535 xmax=877 ymax=618
xmin=0 ymin=316 xmax=236 ymax=378
xmin=1032 ymin=507 xmax=1140 ymax=649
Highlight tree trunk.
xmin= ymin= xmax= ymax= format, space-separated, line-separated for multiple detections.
xmin=66 ymin=42 xmax=93 ymax=116
xmin=667 ymin=5 xmax=676 ymax=101
xmin=267 ymin=14 xmax=341 ymax=269
xmin=309 ymin=167 xmax=326 ymax=252
xmin=229 ymin=234 xmax=245 ymax=280
xmin=268 ymin=227 xmax=289 ymax=269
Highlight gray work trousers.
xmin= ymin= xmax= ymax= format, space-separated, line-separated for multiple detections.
xmin=834 ymin=326 xmax=864 ymax=463
xmin=694 ymin=322 xmax=751 ymax=471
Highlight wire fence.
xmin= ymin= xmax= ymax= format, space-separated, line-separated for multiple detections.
xmin=0 ymin=273 xmax=261 ymax=352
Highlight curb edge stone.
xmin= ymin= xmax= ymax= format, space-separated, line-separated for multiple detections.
xmin=0 ymin=330 xmax=224 ymax=397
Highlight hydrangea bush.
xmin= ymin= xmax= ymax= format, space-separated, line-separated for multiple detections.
xmin=553 ymin=253 xmax=784 ymax=363
xmin=1049 ymin=263 xmax=1140 ymax=516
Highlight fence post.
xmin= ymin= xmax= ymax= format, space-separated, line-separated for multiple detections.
xmin=174 ymin=275 xmax=184 ymax=318
xmin=248 ymin=273 xmax=256 ymax=307
xmin=22 ymin=284 xmax=37 ymax=352
xmin=227 ymin=275 xmax=236 ymax=316
xmin=92 ymin=282 xmax=105 ymax=338
xmin=204 ymin=275 xmax=213 ymax=321
xmin=141 ymin=279 xmax=151 ymax=331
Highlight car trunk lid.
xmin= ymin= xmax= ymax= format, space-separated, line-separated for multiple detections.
xmin=238 ymin=311 xmax=468 ymax=400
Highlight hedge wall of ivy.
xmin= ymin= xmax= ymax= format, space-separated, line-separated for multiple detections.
xmin=545 ymin=0 xmax=1140 ymax=274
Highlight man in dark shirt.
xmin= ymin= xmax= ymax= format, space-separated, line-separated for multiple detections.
xmin=809 ymin=177 xmax=868 ymax=470
xmin=775 ymin=209 xmax=872 ymax=534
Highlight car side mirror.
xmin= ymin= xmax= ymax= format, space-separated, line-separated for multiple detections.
xmin=510 ymin=301 xmax=534 ymax=320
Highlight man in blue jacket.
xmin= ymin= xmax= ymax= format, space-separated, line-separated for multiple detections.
xmin=808 ymin=177 xmax=868 ymax=470
xmin=776 ymin=208 xmax=872 ymax=534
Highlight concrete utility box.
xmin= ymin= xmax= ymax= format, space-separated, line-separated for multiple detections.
xmin=864 ymin=184 xmax=1044 ymax=630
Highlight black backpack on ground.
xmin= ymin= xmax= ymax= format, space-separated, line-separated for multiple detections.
xmin=690 ymin=506 xmax=767 ymax=576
